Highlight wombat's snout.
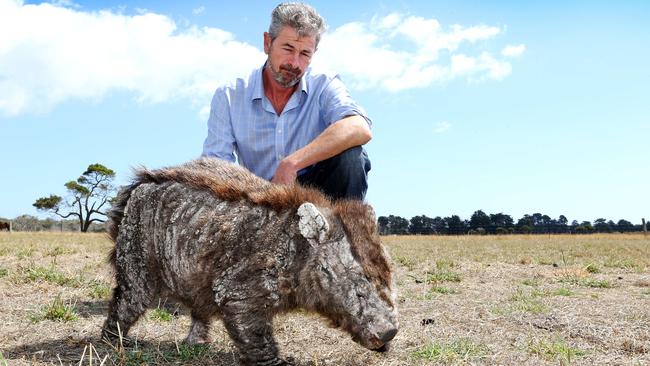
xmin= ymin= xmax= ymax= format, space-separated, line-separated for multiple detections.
xmin=370 ymin=325 xmax=398 ymax=352
xmin=379 ymin=327 xmax=398 ymax=343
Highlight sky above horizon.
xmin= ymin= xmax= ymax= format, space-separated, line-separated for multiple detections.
xmin=1 ymin=0 xmax=648 ymax=224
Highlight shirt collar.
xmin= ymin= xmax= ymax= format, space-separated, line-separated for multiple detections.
xmin=252 ymin=62 xmax=308 ymax=101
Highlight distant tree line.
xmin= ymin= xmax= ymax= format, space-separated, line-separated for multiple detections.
xmin=0 ymin=215 xmax=105 ymax=233
xmin=378 ymin=210 xmax=646 ymax=235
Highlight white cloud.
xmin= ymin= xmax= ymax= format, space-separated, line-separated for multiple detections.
xmin=434 ymin=121 xmax=451 ymax=133
xmin=314 ymin=13 xmax=519 ymax=92
xmin=502 ymin=44 xmax=526 ymax=57
xmin=0 ymin=0 xmax=264 ymax=116
xmin=0 ymin=1 xmax=522 ymax=116
xmin=192 ymin=6 xmax=205 ymax=15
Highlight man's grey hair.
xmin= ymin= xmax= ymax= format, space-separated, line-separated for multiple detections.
xmin=269 ymin=2 xmax=327 ymax=46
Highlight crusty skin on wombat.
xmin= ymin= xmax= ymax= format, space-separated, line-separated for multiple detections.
xmin=102 ymin=158 xmax=399 ymax=366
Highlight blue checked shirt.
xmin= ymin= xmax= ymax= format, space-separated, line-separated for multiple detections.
xmin=201 ymin=63 xmax=371 ymax=181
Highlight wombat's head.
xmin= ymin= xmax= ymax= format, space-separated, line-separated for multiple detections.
xmin=296 ymin=201 xmax=399 ymax=352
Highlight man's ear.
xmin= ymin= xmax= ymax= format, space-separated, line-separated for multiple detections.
xmin=264 ymin=32 xmax=272 ymax=54
xmin=297 ymin=202 xmax=329 ymax=244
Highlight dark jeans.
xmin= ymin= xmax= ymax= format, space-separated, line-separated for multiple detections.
xmin=297 ymin=146 xmax=371 ymax=201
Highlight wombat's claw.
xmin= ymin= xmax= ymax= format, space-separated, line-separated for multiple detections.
xmin=101 ymin=329 xmax=134 ymax=348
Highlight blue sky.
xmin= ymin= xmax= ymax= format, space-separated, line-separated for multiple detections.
xmin=1 ymin=0 xmax=648 ymax=224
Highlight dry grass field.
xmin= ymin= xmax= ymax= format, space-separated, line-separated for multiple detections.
xmin=1 ymin=232 xmax=649 ymax=365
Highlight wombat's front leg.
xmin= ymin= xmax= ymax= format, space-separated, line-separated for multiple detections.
xmin=221 ymin=301 xmax=291 ymax=366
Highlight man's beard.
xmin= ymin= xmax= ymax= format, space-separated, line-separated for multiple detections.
xmin=268 ymin=62 xmax=302 ymax=88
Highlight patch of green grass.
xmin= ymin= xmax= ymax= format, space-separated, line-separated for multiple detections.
xmin=603 ymin=258 xmax=642 ymax=271
xmin=427 ymin=270 xmax=462 ymax=283
xmin=0 ymin=247 xmax=10 ymax=257
xmin=411 ymin=338 xmax=489 ymax=363
xmin=0 ymin=350 xmax=7 ymax=366
xmin=117 ymin=344 xmax=211 ymax=365
xmin=0 ymin=267 xmax=8 ymax=278
xmin=435 ymin=258 xmax=456 ymax=270
xmin=552 ymin=287 xmax=574 ymax=296
xmin=642 ymin=289 xmax=650 ymax=296
xmin=16 ymin=247 xmax=35 ymax=259
xmin=162 ymin=344 xmax=211 ymax=362
xmin=527 ymin=337 xmax=585 ymax=364
xmin=557 ymin=275 xmax=614 ymax=289
xmin=522 ymin=278 xmax=542 ymax=287
xmin=502 ymin=288 xmax=549 ymax=314
xmin=430 ymin=285 xmax=458 ymax=295
xmin=121 ymin=350 xmax=157 ymax=366
xmin=581 ymin=278 xmax=613 ymax=288
xmin=30 ymin=296 xmax=78 ymax=323
xmin=88 ymin=280 xmax=112 ymax=299
xmin=24 ymin=265 xmax=82 ymax=287
xmin=584 ymin=263 xmax=600 ymax=274
xmin=45 ymin=245 xmax=76 ymax=257
xmin=394 ymin=256 xmax=416 ymax=270
xmin=149 ymin=307 xmax=173 ymax=322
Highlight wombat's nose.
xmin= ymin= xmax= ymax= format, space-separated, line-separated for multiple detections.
xmin=378 ymin=327 xmax=398 ymax=343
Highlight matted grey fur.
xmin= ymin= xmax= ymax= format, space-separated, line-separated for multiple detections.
xmin=102 ymin=158 xmax=398 ymax=366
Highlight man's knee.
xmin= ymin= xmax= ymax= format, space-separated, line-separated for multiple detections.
xmin=305 ymin=146 xmax=370 ymax=201
xmin=327 ymin=146 xmax=371 ymax=176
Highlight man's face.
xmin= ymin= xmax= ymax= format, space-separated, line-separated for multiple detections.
xmin=264 ymin=26 xmax=317 ymax=88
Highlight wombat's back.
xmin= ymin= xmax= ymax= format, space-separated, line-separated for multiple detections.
xmin=117 ymin=179 xmax=295 ymax=300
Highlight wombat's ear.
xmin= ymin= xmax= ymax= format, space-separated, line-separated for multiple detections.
xmin=297 ymin=202 xmax=330 ymax=244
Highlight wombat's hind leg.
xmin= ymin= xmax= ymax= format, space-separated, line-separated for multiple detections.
xmin=102 ymin=285 xmax=155 ymax=344
xmin=185 ymin=310 xmax=212 ymax=345
xmin=221 ymin=301 xmax=291 ymax=366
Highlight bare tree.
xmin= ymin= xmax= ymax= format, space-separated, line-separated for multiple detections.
xmin=34 ymin=164 xmax=116 ymax=232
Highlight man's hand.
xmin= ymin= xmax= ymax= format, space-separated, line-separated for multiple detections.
xmin=271 ymin=159 xmax=299 ymax=185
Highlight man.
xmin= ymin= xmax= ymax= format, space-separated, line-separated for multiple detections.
xmin=202 ymin=2 xmax=372 ymax=200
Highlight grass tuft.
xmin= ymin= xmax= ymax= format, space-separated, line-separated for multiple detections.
xmin=430 ymin=285 xmax=458 ymax=295
xmin=149 ymin=307 xmax=173 ymax=322
xmin=494 ymin=288 xmax=549 ymax=314
xmin=427 ymin=270 xmax=462 ymax=284
xmin=603 ymin=258 xmax=643 ymax=271
xmin=435 ymin=258 xmax=456 ymax=270
xmin=522 ymin=278 xmax=542 ymax=287
xmin=23 ymin=264 xmax=82 ymax=287
xmin=527 ymin=337 xmax=585 ymax=364
xmin=16 ymin=247 xmax=35 ymax=259
xmin=30 ymin=296 xmax=78 ymax=323
xmin=557 ymin=274 xmax=614 ymax=289
xmin=584 ymin=263 xmax=601 ymax=273
xmin=552 ymin=287 xmax=574 ymax=296
xmin=394 ymin=256 xmax=416 ymax=270
xmin=88 ymin=279 xmax=112 ymax=299
xmin=412 ymin=338 xmax=489 ymax=362
xmin=0 ymin=267 xmax=8 ymax=278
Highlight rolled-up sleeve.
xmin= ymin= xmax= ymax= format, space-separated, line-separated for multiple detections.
xmin=202 ymin=88 xmax=237 ymax=162
xmin=320 ymin=75 xmax=372 ymax=128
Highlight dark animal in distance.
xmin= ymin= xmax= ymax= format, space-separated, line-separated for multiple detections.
xmin=102 ymin=158 xmax=399 ymax=366
xmin=0 ymin=221 xmax=9 ymax=231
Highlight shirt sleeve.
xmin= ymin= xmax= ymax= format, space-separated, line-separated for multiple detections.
xmin=201 ymin=88 xmax=237 ymax=162
xmin=319 ymin=75 xmax=372 ymax=128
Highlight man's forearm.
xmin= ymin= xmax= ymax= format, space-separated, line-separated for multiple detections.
xmin=272 ymin=115 xmax=371 ymax=184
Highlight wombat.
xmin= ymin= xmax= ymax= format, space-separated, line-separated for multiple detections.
xmin=102 ymin=158 xmax=398 ymax=365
